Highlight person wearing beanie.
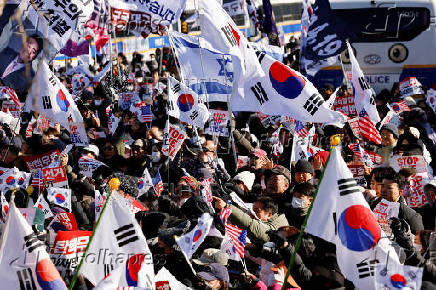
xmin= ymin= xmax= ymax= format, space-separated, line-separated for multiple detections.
xmin=233 ymin=171 xmax=255 ymax=192
xmin=293 ymin=159 xmax=314 ymax=185
xmin=377 ymin=124 xmax=399 ymax=165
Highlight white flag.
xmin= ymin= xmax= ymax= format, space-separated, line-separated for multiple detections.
xmin=168 ymin=76 xmax=210 ymax=128
xmin=233 ymin=53 xmax=348 ymax=124
xmin=348 ymin=42 xmax=380 ymax=123
xmin=25 ymin=61 xmax=89 ymax=146
xmin=0 ymin=203 xmax=67 ymax=289
xmin=34 ymin=194 xmax=54 ymax=219
xmin=169 ymin=31 xmax=233 ymax=102
xmin=47 ymin=187 xmax=72 ymax=212
xmin=138 ymin=168 xmax=153 ymax=199
xmin=427 ymin=89 xmax=436 ymax=114
xmin=306 ymin=147 xmax=400 ymax=289
xmin=199 ymin=0 xmax=264 ymax=100
xmin=175 ymin=213 xmax=213 ymax=259
xmin=0 ymin=193 xmax=8 ymax=221
xmin=154 ymin=267 xmax=193 ymax=290
xmin=375 ymin=263 xmax=423 ymax=290
xmin=80 ymin=193 xmax=154 ymax=287
xmin=290 ymin=135 xmax=309 ymax=163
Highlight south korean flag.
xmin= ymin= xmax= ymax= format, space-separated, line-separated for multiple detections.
xmin=79 ymin=192 xmax=154 ymax=287
xmin=168 ymin=76 xmax=210 ymax=128
xmin=306 ymin=147 xmax=401 ymax=289
xmin=233 ymin=52 xmax=348 ymax=124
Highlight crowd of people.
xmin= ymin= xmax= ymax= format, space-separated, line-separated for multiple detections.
xmin=0 ymin=25 xmax=436 ymax=289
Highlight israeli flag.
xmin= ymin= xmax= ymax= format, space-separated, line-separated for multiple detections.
xmin=169 ymin=31 xmax=233 ymax=102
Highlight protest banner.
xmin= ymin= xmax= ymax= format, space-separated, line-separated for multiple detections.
xmin=43 ymin=166 xmax=68 ymax=188
xmin=347 ymin=164 xmax=366 ymax=186
xmin=50 ymin=230 xmax=92 ymax=276
xmin=223 ymin=0 xmax=245 ymax=16
xmin=348 ymin=117 xmax=362 ymax=139
xmin=332 ymin=94 xmax=357 ymax=116
xmin=162 ymin=123 xmax=186 ymax=160
xmin=78 ymin=156 xmax=106 ymax=177
xmin=372 ymin=199 xmax=400 ymax=236
xmin=400 ymin=77 xmax=424 ymax=97
xmin=406 ymin=173 xmax=431 ymax=208
xmin=23 ymin=149 xmax=60 ymax=172
xmin=50 ymin=212 xmax=78 ymax=232
xmin=1 ymin=100 xmax=20 ymax=118
xmin=205 ymin=109 xmax=230 ymax=136
xmin=390 ymin=155 xmax=429 ymax=174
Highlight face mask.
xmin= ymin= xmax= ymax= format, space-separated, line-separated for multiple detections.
xmin=292 ymin=197 xmax=306 ymax=209
xmin=94 ymin=100 xmax=102 ymax=106
xmin=151 ymin=151 xmax=161 ymax=162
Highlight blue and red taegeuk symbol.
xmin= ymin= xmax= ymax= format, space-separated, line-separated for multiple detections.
xmin=390 ymin=274 xmax=407 ymax=288
xmin=5 ymin=176 xmax=15 ymax=185
xmin=55 ymin=193 xmax=66 ymax=204
xmin=56 ymin=89 xmax=70 ymax=112
xmin=35 ymin=258 xmax=65 ymax=289
xmin=18 ymin=177 xmax=25 ymax=186
xmin=138 ymin=178 xmax=144 ymax=189
xmin=269 ymin=61 xmax=305 ymax=100
xmin=193 ymin=229 xmax=202 ymax=243
xmin=125 ymin=254 xmax=145 ymax=286
xmin=177 ymin=94 xmax=194 ymax=112
xmin=338 ymin=205 xmax=381 ymax=251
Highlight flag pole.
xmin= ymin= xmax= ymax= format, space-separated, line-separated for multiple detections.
xmin=281 ymin=143 xmax=337 ymax=290
xmin=69 ymin=184 xmax=117 ymax=289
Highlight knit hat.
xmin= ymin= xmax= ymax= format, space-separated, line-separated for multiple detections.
xmin=192 ymin=248 xmax=229 ymax=266
xmin=381 ymin=124 xmax=399 ymax=139
xmin=249 ymin=148 xmax=267 ymax=158
xmin=409 ymin=127 xmax=420 ymax=139
xmin=294 ymin=160 xmax=314 ymax=175
xmin=233 ymin=171 xmax=256 ymax=191
xmin=197 ymin=263 xmax=229 ymax=283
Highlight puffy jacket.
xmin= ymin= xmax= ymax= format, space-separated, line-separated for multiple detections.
xmin=229 ymin=205 xmax=289 ymax=243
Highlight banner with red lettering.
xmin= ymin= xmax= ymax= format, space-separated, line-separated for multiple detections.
xmin=1 ymin=100 xmax=20 ymax=118
xmin=43 ymin=166 xmax=68 ymax=188
xmin=372 ymin=199 xmax=400 ymax=236
xmin=50 ymin=230 xmax=92 ymax=275
xmin=162 ymin=122 xmax=186 ymax=160
xmin=49 ymin=212 xmax=78 ymax=232
xmin=332 ymin=94 xmax=357 ymax=116
xmin=23 ymin=150 xmax=60 ymax=173
xmin=390 ymin=155 xmax=428 ymax=174
xmin=205 ymin=110 xmax=230 ymax=137
xmin=406 ymin=173 xmax=431 ymax=208
xmin=348 ymin=117 xmax=362 ymax=139
xmin=347 ymin=164 xmax=366 ymax=186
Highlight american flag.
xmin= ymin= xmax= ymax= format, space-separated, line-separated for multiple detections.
xmin=152 ymin=171 xmax=164 ymax=197
xmin=199 ymin=177 xmax=213 ymax=204
xmin=348 ymin=142 xmax=362 ymax=159
xmin=31 ymin=168 xmax=43 ymax=189
xmin=392 ymin=100 xmax=410 ymax=114
xmin=140 ymin=105 xmax=153 ymax=123
xmin=0 ymin=86 xmax=21 ymax=108
xmin=219 ymin=208 xmax=247 ymax=258
xmin=295 ymin=121 xmax=309 ymax=139
xmin=358 ymin=110 xmax=382 ymax=144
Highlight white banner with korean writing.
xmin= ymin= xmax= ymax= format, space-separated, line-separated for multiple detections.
xmin=162 ymin=122 xmax=186 ymax=160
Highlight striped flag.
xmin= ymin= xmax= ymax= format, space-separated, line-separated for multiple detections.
xmin=152 ymin=171 xmax=164 ymax=197
xmin=31 ymin=168 xmax=43 ymax=189
xmin=219 ymin=208 xmax=247 ymax=258
xmin=358 ymin=110 xmax=381 ymax=144
xmin=348 ymin=142 xmax=362 ymax=159
xmin=0 ymin=87 xmax=21 ymax=108
xmin=295 ymin=121 xmax=309 ymax=139
xmin=391 ymin=100 xmax=410 ymax=114
xmin=140 ymin=105 xmax=153 ymax=123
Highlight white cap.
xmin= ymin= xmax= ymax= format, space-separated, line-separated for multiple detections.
xmin=83 ymin=144 xmax=99 ymax=157
xmin=233 ymin=171 xmax=255 ymax=191
xmin=409 ymin=127 xmax=420 ymax=139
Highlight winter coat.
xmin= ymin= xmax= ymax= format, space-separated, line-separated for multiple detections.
xmin=229 ymin=205 xmax=289 ymax=243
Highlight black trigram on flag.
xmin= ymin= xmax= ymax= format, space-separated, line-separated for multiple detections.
xmin=171 ymin=82 xmax=181 ymax=94
xmin=42 ymin=96 xmax=52 ymax=110
xmin=337 ymin=178 xmax=360 ymax=196
xmin=168 ymin=100 xmax=175 ymax=111
xmin=251 ymin=82 xmax=268 ymax=105
xmin=24 ymin=233 xmax=45 ymax=253
xmin=17 ymin=268 xmax=36 ymax=290
xmin=114 ymin=224 xmax=139 ymax=247
xmin=356 ymin=258 xmax=379 ymax=279
xmin=221 ymin=25 xmax=237 ymax=47
xmin=303 ymin=94 xmax=324 ymax=116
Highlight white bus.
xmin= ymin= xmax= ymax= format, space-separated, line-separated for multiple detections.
xmin=314 ymin=0 xmax=436 ymax=93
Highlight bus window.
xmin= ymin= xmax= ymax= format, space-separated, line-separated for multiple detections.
xmin=333 ymin=7 xmax=430 ymax=42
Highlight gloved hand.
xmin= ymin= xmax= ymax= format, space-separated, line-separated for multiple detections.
xmin=389 ymin=217 xmax=414 ymax=250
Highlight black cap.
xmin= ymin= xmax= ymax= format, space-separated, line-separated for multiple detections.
xmin=294 ymin=160 xmax=314 ymax=175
